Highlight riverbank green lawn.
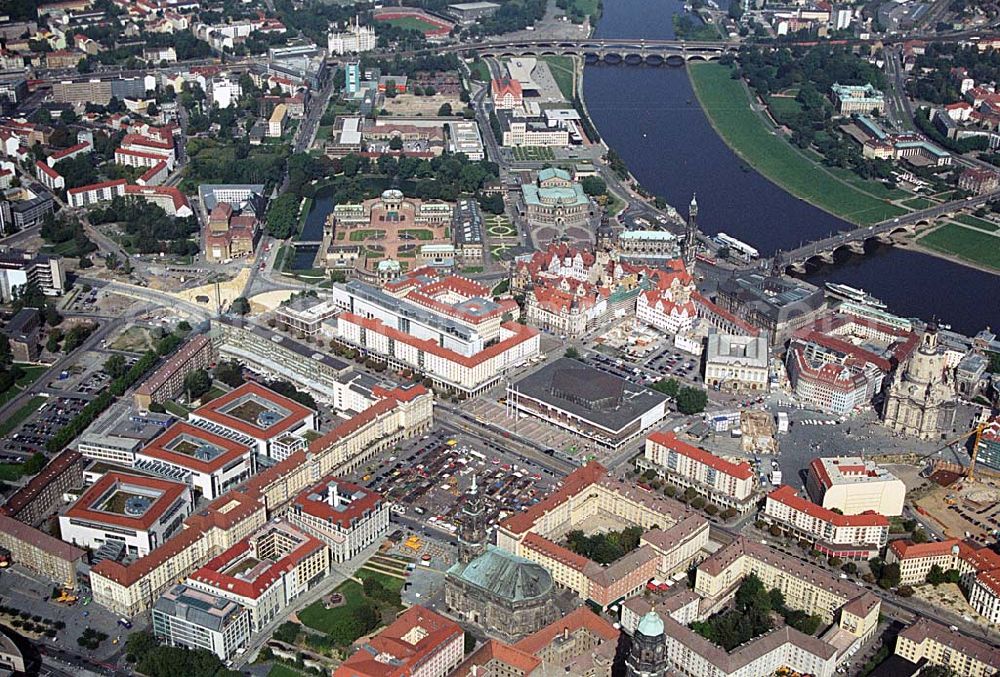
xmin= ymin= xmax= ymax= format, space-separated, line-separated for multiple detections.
xmin=688 ymin=63 xmax=906 ymax=226
xmin=541 ymin=56 xmax=576 ymax=101
xmin=919 ymin=224 xmax=1000 ymax=270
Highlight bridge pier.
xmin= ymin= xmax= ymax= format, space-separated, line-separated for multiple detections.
xmin=788 ymin=262 xmax=807 ymax=274
xmin=816 ymin=251 xmax=835 ymax=264
xmin=846 ymin=241 xmax=866 ymax=255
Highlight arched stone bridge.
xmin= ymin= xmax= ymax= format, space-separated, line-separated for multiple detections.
xmin=775 ymin=189 xmax=1000 ymax=272
xmin=436 ymin=38 xmax=739 ymax=64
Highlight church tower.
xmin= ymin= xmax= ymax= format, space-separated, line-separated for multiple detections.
xmin=626 ymin=612 xmax=669 ymax=677
xmin=683 ymin=194 xmax=699 ymax=271
xmin=458 ymin=475 xmax=486 ymax=564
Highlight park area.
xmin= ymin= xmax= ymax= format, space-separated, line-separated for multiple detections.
xmin=297 ymin=556 xmax=409 ymax=648
xmin=918 ymin=223 xmax=1000 ymax=271
xmin=688 ymin=63 xmax=907 ymax=226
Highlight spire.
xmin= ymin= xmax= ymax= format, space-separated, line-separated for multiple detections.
xmin=470 ymin=473 xmax=478 ymax=495
xmin=689 ymin=192 xmax=698 ymax=214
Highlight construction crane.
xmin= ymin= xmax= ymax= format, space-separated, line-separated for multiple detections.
xmin=916 ymin=423 xmax=988 ymax=480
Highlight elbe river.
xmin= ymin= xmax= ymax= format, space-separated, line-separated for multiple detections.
xmin=582 ymin=0 xmax=1000 ymax=335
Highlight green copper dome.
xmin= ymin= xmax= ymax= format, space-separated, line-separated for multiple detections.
xmin=637 ymin=611 xmax=664 ymax=638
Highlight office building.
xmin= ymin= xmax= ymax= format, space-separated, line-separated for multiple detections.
xmin=0 ymin=184 xmax=55 ymax=232
xmin=59 ymin=472 xmax=194 ymax=557
xmin=197 ymin=184 xmax=267 ymax=213
xmin=335 ymin=606 xmax=463 ymax=677
xmin=188 ymin=381 xmax=316 ymax=460
xmin=330 ymin=273 xmax=538 ymax=395
xmin=288 ymin=478 xmax=389 ymax=562
xmin=974 ymin=415 xmax=1000 ymax=473
xmin=2 ymin=305 xmax=40 ymax=361
xmin=500 ymin=111 xmax=570 ymax=147
xmin=715 ymin=273 xmax=825 ymax=345
xmin=274 ymin=297 xmax=339 ymax=338
xmin=447 ymin=120 xmax=485 ymax=161
xmin=0 ymin=73 xmax=27 ymax=114
xmin=703 ymin=333 xmax=769 ymax=393
xmin=136 ymin=422 xmax=254 ymax=501
xmin=762 ymin=486 xmax=889 ymax=560
xmin=152 ymin=584 xmax=251 ymax=661
xmin=134 ymin=334 xmax=214 ymax=410
xmin=639 ymin=431 xmax=757 ymax=513
xmin=187 ymin=521 xmax=328 ymax=631
xmin=0 ymin=248 xmax=64 ymax=301
xmin=806 ymin=457 xmax=906 ymax=517
xmin=344 ymin=61 xmax=361 ymax=95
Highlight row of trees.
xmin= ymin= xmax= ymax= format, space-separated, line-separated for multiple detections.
xmin=125 ymin=632 xmax=241 ymax=677
xmin=46 ymin=350 xmax=159 ymax=453
xmin=650 ymin=378 xmax=708 ymax=414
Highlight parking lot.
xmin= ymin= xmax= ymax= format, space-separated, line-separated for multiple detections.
xmin=344 ymin=426 xmax=561 ymax=543
xmin=4 ymin=395 xmax=88 ymax=457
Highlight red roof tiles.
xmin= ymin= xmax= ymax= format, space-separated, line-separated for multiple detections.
xmin=647 ymin=431 xmax=753 ymax=481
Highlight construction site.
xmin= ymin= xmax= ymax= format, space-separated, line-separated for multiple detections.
xmin=899 ymin=421 xmax=1000 ymax=543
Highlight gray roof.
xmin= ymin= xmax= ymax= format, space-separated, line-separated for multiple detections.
xmin=512 ymin=358 xmax=666 ymax=433
xmin=447 ymin=545 xmax=554 ymax=603
xmin=718 ymin=273 xmax=824 ymax=323
xmin=343 ymin=280 xmax=483 ymax=341
xmin=453 ymin=199 xmax=483 ymax=247
xmin=154 ymin=584 xmax=243 ymax=632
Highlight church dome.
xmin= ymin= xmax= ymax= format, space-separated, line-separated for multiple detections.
xmin=637 ymin=611 xmax=664 ymax=638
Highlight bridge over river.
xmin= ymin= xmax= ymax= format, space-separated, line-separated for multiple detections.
xmin=775 ymin=189 xmax=1000 ymax=272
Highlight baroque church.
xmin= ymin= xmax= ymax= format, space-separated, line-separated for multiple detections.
xmin=444 ymin=476 xmax=560 ymax=641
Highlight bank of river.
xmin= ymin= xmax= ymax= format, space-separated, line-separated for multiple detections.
xmin=687 ymin=62 xmax=906 ymax=226
xmin=581 ymin=0 xmax=1000 ymax=333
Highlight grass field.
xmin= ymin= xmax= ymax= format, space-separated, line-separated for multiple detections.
xmin=400 ymin=229 xmax=434 ymax=240
xmin=348 ymin=229 xmax=386 ymax=242
xmin=688 ymin=63 xmax=906 ymax=226
xmin=540 ymin=56 xmax=576 ymax=101
xmin=767 ymin=96 xmax=802 ymax=120
xmin=0 ymin=366 xmax=49 ymax=408
xmin=902 ymin=197 xmax=935 ymax=210
xmin=298 ymin=568 xmax=404 ymax=647
xmin=469 ymin=60 xmax=491 ymax=82
xmin=919 ymin=224 xmax=1000 ymax=270
xmin=511 ymin=146 xmax=555 ymax=162
xmin=954 ymin=213 xmax=1000 ymax=232
xmin=163 ymin=400 xmax=190 ymax=419
xmin=376 ymin=16 xmax=441 ymax=33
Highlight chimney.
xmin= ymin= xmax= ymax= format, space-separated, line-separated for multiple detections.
xmin=563 ymin=626 xmax=569 ymax=641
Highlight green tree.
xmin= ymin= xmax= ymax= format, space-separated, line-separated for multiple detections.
xmin=651 ymin=378 xmax=680 ymax=398
xmin=0 ymin=336 xmax=11 ymax=368
xmin=104 ymin=354 xmax=127 ymax=379
xmin=676 ymin=386 xmax=708 ymax=414
xmin=580 ymin=176 xmax=607 ymax=196
xmin=184 ymin=369 xmax=212 ymax=399
xmin=564 ymin=346 xmax=580 ymax=359
xmin=437 ymin=103 xmax=452 ymax=116
xmin=230 ymin=297 xmax=250 ymax=315
xmin=213 ymin=360 xmax=245 ymax=388
xmin=273 ymin=621 xmax=300 ymax=644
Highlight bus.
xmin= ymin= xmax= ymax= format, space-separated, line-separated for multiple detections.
xmin=715 ymin=232 xmax=760 ymax=262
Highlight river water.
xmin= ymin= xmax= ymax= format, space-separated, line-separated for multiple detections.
xmin=582 ymin=0 xmax=1000 ymax=334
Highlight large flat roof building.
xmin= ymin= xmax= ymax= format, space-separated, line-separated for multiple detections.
xmin=152 ymin=584 xmax=251 ymax=661
xmin=188 ymin=381 xmax=316 ymax=460
xmin=59 ymin=472 xmax=194 ymax=558
xmin=507 ymin=358 xmax=667 ymax=451
xmin=704 ymin=333 xmax=769 ymax=393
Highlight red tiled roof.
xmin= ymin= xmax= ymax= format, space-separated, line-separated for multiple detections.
xmin=35 ymin=160 xmax=61 ymax=180
xmin=124 ymin=184 xmax=190 ymax=212
xmin=67 ymin=178 xmax=127 ymax=195
xmin=1 ymin=449 xmax=81 ymax=517
xmin=121 ymin=133 xmax=173 ymax=150
xmin=522 ymin=532 xmax=590 ymax=572
xmin=138 ymin=160 xmax=168 ymax=183
xmin=491 ymin=77 xmax=522 ymax=99
xmin=499 ymin=462 xmax=606 ymax=535
xmin=889 ymin=538 xmax=959 ymax=560
xmin=189 ymin=524 xmax=324 ymax=600
xmin=190 ymin=381 xmax=314 ymax=441
xmin=648 ymin=431 xmax=754 ymax=481
xmin=49 ymin=141 xmax=91 ymax=160
xmin=0 ymin=514 xmax=85 ymax=562
xmin=453 ymin=639 xmax=541 ymax=676
xmin=335 ymin=605 xmax=463 ymax=677
xmin=339 ymin=313 xmax=538 ymax=369
xmin=115 ymin=147 xmax=167 ymax=163
xmin=139 ymin=422 xmax=252 ymax=474
xmin=64 ymin=472 xmax=190 ymax=531
xmin=293 ymin=478 xmax=383 ymax=530
xmin=513 ymin=605 xmax=618 ymax=655
xmin=768 ymin=485 xmax=889 ymax=528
